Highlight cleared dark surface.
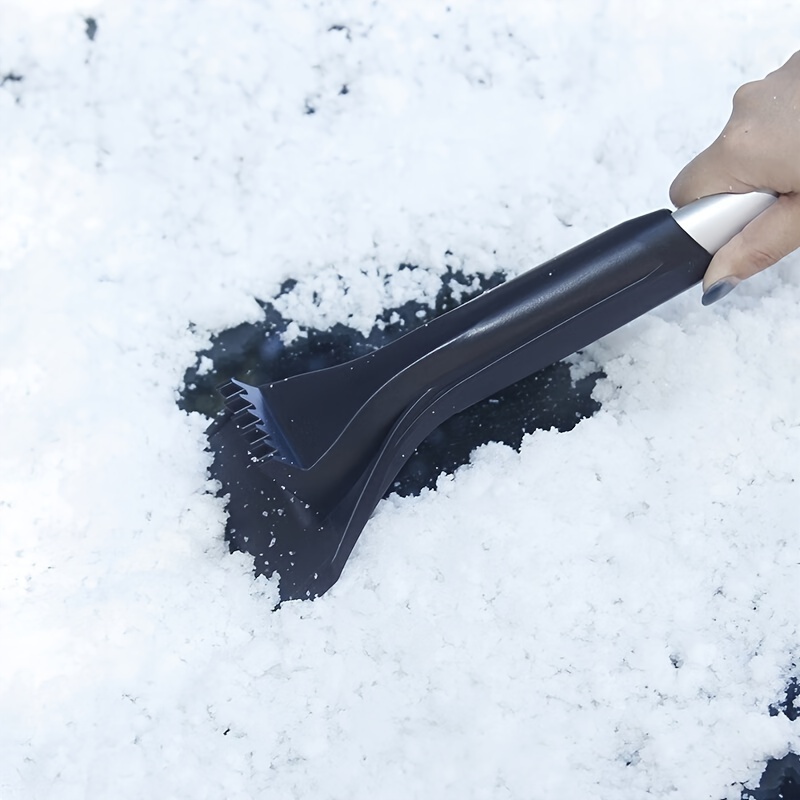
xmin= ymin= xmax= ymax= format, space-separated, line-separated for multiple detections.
xmin=187 ymin=266 xmax=605 ymax=600
xmin=747 ymin=679 xmax=800 ymax=800
xmin=744 ymin=754 xmax=800 ymax=800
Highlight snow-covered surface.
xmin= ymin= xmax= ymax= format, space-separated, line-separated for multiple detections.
xmin=2 ymin=2 xmax=799 ymax=798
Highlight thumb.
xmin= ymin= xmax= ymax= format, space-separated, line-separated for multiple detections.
xmin=701 ymin=193 xmax=800 ymax=303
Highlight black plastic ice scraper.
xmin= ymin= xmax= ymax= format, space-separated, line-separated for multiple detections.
xmin=208 ymin=192 xmax=776 ymax=602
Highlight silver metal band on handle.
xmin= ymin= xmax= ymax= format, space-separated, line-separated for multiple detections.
xmin=671 ymin=191 xmax=778 ymax=255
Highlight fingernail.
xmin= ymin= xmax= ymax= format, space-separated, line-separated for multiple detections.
xmin=702 ymin=277 xmax=740 ymax=306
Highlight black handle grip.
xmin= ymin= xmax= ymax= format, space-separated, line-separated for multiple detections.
xmin=464 ymin=209 xmax=711 ymax=366
xmin=388 ymin=209 xmax=713 ymax=418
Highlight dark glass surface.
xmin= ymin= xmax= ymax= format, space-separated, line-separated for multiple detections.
xmin=745 ymin=753 xmax=800 ymax=800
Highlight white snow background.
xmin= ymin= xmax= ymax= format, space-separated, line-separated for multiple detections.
xmin=2 ymin=1 xmax=800 ymax=798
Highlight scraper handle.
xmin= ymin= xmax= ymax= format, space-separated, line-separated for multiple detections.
xmin=382 ymin=191 xmax=781 ymax=428
xmin=454 ymin=191 xmax=779 ymax=365
xmin=482 ymin=190 xmax=780 ymax=349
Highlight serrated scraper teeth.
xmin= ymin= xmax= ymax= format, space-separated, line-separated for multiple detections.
xmin=218 ymin=380 xmax=241 ymax=400
xmin=245 ymin=425 xmax=270 ymax=446
xmin=232 ymin=404 xmax=259 ymax=425
xmin=226 ymin=392 xmax=251 ymax=414
xmin=239 ymin=416 xmax=264 ymax=435
xmin=217 ymin=378 xmax=278 ymax=460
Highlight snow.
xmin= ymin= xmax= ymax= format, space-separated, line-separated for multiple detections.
xmin=1 ymin=1 xmax=799 ymax=798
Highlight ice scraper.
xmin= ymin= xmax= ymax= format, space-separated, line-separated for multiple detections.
xmin=208 ymin=191 xmax=776 ymax=602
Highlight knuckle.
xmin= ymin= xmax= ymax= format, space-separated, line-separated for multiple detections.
xmin=785 ymin=50 xmax=800 ymax=71
xmin=745 ymin=243 xmax=780 ymax=273
xmin=732 ymin=79 xmax=762 ymax=107
xmin=669 ymin=173 xmax=691 ymax=206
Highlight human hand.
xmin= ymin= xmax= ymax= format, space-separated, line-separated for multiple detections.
xmin=670 ymin=51 xmax=800 ymax=304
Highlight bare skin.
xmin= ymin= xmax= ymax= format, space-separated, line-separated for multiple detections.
xmin=670 ymin=51 xmax=800 ymax=304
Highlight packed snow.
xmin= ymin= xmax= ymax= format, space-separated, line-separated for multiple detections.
xmin=1 ymin=1 xmax=799 ymax=798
